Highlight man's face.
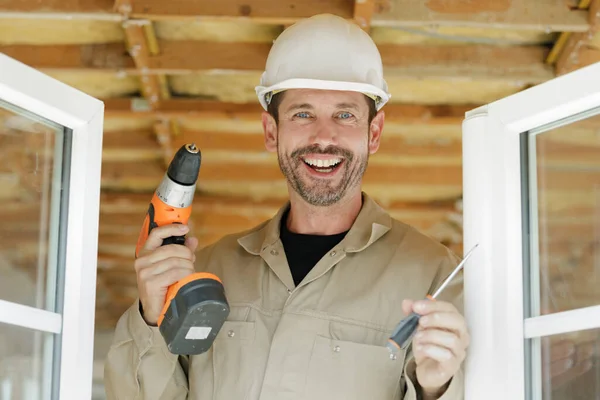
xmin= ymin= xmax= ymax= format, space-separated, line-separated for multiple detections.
xmin=262 ymin=89 xmax=384 ymax=206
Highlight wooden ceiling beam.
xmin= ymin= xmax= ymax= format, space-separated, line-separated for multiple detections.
xmin=0 ymin=0 xmax=588 ymax=31
xmin=152 ymin=119 xmax=177 ymax=167
xmin=376 ymin=0 xmax=588 ymax=31
xmin=112 ymin=0 xmax=355 ymax=22
xmin=2 ymin=41 xmax=553 ymax=82
xmin=98 ymin=191 xmax=456 ymax=213
xmin=101 ymin=127 xmax=600 ymax=168
xmin=555 ymin=0 xmax=600 ymax=74
xmin=103 ymin=98 xmax=474 ymax=123
xmin=117 ymin=12 xmax=179 ymax=167
xmin=121 ymin=19 xmax=166 ymax=108
xmin=354 ymin=0 xmax=377 ymax=32
xmin=0 ymin=0 xmax=353 ymax=21
xmin=99 ymin=161 xmax=464 ymax=187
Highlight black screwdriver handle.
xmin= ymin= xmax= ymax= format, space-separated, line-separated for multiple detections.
xmin=387 ymin=312 xmax=421 ymax=352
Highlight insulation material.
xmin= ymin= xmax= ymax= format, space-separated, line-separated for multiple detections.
xmin=155 ymin=20 xmax=282 ymax=42
xmin=169 ymin=72 xmax=526 ymax=105
xmin=42 ymin=70 xmax=140 ymax=98
xmin=386 ymin=77 xmax=526 ymax=104
xmin=103 ymin=117 xmax=155 ymax=132
xmin=362 ymin=183 xmax=462 ymax=203
xmin=102 ymin=129 xmax=163 ymax=162
xmin=381 ymin=123 xmax=462 ymax=144
xmin=177 ymin=117 xmax=462 ymax=147
xmin=0 ymin=18 xmax=124 ymax=45
xmin=169 ymin=71 xmax=263 ymax=103
xmin=178 ymin=117 xmax=263 ymax=134
xmin=371 ymin=26 xmax=556 ymax=46
xmin=590 ymin=30 xmax=600 ymax=50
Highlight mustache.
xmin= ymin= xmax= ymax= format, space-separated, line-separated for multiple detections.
xmin=290 ymin=144 xmax=353 ymax=160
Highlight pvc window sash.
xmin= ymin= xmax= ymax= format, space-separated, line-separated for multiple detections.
xmin=525 ymin=305 xmax=600 ymax=339
xmin=0 ymin=53 xmax=104 ymax=400
xmin=0 ymin=300 xmax=62 ymax=334
xmin=462 ymin=61 xmax=600 ymax=400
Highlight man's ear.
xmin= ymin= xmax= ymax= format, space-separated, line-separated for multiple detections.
xmin=262 ymin=111 xmax=278 ymax=153
xmin=368 ymin=110 xmax=385 ymax=154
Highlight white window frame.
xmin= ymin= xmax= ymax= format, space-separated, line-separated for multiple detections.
xmin=0 ymin=53 xmax=104 ymax=399
xmin=462 ymin=60 xmax=600 ymax=399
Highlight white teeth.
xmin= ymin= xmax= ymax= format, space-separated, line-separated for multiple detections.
xmin=303 ymin=157 xmax=341 ymax=168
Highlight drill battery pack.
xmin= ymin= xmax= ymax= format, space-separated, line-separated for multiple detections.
xmin=158 ymin=272 xmax=230 ymax=355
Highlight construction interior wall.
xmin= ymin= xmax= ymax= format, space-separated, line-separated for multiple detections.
xmin=1 ymin=0 xmax=599 ymax=398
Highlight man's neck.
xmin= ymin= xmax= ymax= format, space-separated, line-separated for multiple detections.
xmin=285 ymin=190 xmax=363 ymax=235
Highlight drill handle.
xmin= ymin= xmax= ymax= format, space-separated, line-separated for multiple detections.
xmin=162 ymin=235 xmax=187 ymax=246
xmin=161 ymin=221 xmax=187 ymax=247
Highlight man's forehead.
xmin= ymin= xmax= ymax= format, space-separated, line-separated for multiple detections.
xmin=280 ymin=89 xmax=367 ymax=109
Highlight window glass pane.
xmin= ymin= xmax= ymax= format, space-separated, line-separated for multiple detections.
xmin=539 ymin=329 xmax=600 ymax=399
xmin=532 ymin=110 xmax=600 ymax=315
xmin=0 ymin=322 xmax=55 ymax=400
xmin=0 ymin=99 xmax=66 ymax=312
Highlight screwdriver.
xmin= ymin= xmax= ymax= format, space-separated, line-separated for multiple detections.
xmin=386 ymin=244 xmax=479 ymax=353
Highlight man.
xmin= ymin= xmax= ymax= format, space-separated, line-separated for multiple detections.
xmin=104 ymin=14 xmax=469 ymax=400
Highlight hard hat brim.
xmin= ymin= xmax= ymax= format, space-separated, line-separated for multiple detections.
xmin=255 ymin=78 xmax=390 ymax=112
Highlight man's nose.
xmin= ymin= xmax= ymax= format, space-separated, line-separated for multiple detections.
xmin=309 ymin=119 xmax=338 ymax=147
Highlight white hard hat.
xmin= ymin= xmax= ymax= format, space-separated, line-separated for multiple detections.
xmin=255 ymin=14 xmax=391 ymax=111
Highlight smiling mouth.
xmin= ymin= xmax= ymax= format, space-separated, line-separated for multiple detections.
xmin=301 ymin=157 xmax=343 ymax=174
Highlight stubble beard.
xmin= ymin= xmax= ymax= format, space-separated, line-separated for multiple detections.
xmin=277 ymin=133 xmax=369 ymax=207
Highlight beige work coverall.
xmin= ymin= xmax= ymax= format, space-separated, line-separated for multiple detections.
xmin=104 ymin=193 xmax=465 ymax=400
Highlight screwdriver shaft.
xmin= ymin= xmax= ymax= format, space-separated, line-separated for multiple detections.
xmin=386 ymin=244 xmax=479 ymax=353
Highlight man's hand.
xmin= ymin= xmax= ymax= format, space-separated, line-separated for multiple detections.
xmin=402 ymin=299 xmax=470 ymax=398
xmin=135 ymin=224 xmax=198 ymax=325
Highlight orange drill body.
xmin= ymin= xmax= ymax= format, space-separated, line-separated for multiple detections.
xmin=135 ymin=192 xmax=193 ymax=259
xmin=136 ymin=143 xmax=230 ymax=355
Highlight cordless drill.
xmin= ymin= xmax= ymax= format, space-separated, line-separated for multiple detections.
xmin=135 ymin=143 xmax=230 ymax=355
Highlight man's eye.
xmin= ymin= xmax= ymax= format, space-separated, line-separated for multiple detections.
xmin=295 ymin=112 xmax=311 ymax=119
xmin=338 ymin=112 xmax=353 ymax=119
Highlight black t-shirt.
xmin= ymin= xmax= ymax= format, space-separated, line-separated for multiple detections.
xmin=279 ymin=209 xmax=349 ymax=286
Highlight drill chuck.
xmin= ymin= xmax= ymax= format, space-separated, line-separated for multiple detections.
xmin=167 ymin=143 xmax=201 ymax=186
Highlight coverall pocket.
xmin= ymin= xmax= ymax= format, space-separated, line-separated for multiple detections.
xmin=212 ymin=320 xmax=256 ymax=399
xmin=304 ymin=334 xmax=405 ymax=400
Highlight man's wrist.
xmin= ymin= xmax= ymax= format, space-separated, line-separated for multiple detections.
xmin=138 ymin=300 xmax=158 ymax=327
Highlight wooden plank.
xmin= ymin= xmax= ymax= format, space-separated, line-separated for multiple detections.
xmin=3 ymin=0 xmax=347 ymax=22
xmin=145 ymin=41 xmax=271 ymax=72
xmin=373 ymin=0 xmax=589 ymax=31
xmin=1 ymin=40 xmax=553 ymax=81
xmin=167 ymin=128 xmax=463 ymax=166
xmin=103 ymin=98 xmax=474 ymax=123
xmin=114 ymin=0 xmax=354 ymax=21
xmin=354 ymin=0 xmax=376 ymax=31
xmin=379 ymin=44 xmax=552 ymax=81
xmin=102 ymin=128 xmax=162 ymax=161
xmin=556 ymin=0 xmax=600 ymax=74
xmin=97 ymin=191 xmax=456 ymax=213
xmin=101 ymin=122 xmax=600 ymax=168
xmin=122 ymin=20 xmax=163 ymax=107
xmin=0 ymin=43 xmax=134 ymax=70
xmin=153 ymin=119 xmax=175 ymax=166
xmin=0 ymin=0 xmax=586 ymax=32
xmin=97 ymin=160 xmax=463 ymax=201
xmin=100 ymin=160 xmax=464 ymax=187
xmin=0 ymin=0 xmax=113 ymax=13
